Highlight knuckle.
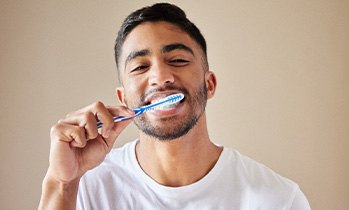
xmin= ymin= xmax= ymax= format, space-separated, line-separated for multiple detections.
xmin=57 ymin=118 xmax=65 ymax=124
xmin=94 ymin=101 xmax=104 ymax=110
xmin=50 ymin=125 xmax=58 ymax=135
xmin=77 ymin=139 xmax=87 ymax=148
xmin=65 ymin=111 xmax=74 ymax=118
xmin=76 ymin=126 xmax=86 ymax=136
xmin=91 ymin=132 xmax=99 ymax=139
xmin=83 ymin=112 xmax=95 ymax=122
xmin=50 ymin=123 xmax=63 ymax=137
xmin=70 ymin=128 xmax=86 ymax=144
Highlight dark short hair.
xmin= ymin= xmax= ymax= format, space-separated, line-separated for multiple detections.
xmin=114 ymin=3 xmax=208 ymax=72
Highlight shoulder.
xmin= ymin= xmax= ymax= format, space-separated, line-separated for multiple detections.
xmin=222 ymin=147 xmax=305 ymax=208
xmin=224 ymin=148 xmax=296 ymax=187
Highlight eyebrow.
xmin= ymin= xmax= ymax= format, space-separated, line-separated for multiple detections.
xmin=161 ymin=43 xmax=194 ymax=55
xmin=124 ymin=49 xmax=150 ymax=69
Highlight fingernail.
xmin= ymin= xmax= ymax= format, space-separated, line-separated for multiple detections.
xmin=103 ymin=128 xmax=110 ymax=138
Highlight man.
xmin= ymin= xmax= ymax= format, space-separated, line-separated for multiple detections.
xmin=39 ymin=3 xmax=311 ymax=210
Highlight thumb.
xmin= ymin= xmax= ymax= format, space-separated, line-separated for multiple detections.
xmin=103 ymin=119 xmax=132 ymax=150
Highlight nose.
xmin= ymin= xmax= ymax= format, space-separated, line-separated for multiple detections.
xmin=148 ymin=62 xmax=175 ymax=86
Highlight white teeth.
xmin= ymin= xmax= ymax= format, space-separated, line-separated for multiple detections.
xmin=153 ymin=101 xmax=180 ymax=110
xmin=150 ymin=98 xmax=164 ymax=104
xmin=150 ymin=98 xmax=181 ymax=110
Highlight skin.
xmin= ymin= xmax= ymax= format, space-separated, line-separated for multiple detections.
xmin=39 ymin=21 xmax=222 ymax=209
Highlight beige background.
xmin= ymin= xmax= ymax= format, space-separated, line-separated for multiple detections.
xmin=1 ymin=0 xmax=348 ymax=209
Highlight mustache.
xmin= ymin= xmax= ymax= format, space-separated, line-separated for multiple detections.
xmin=139 ymin=84 xmax=190 ymax=105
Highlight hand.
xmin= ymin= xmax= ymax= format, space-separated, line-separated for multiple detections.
xmin=47 ymin=101 xmax=133 ymax=184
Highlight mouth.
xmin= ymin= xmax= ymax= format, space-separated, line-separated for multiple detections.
xmin=143 ymin=92 xmax=185 ymax=111
xmin=151 ymin=97 xmax=182 ymax=110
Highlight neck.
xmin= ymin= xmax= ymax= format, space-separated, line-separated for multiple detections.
xmin=136 ymin=114 xmax=222 ymax=187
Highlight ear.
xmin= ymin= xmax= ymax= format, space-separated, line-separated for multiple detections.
xmin=116 ymin=87 xmax=127 ymax=106
xmin=205 ymin=71 xmax=217 ymax=99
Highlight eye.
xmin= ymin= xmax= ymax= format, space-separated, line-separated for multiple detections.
xmin=169 ymin=59 xmax=189 ymax=66
xmin=130 ymin=65 xmax=148 ymax=73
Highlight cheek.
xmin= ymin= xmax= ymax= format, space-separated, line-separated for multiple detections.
xmin=186 ymin=72 xmax=206 ymax=90
xmin=123 ymin=81 xmax=144 ymax=106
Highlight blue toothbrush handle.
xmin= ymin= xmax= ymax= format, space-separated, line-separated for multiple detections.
xmin=96 ymin=93 xmax=184 ymax=129
xmin=96 ymin=110 xmax=143 ymax=129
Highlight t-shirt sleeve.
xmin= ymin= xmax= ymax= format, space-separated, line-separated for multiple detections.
xmin=289 ymin=187 xmax=311 ymax=210
xmin=76 ymin=176 xmax=89 ymax=210
xmin=76 ymin=185 xmax=84 ymax=210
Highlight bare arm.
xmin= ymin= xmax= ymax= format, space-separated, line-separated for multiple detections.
xmin=38 ymin=102 xmax=133 ymax=210
xmin=39 ymin=172 xmax=80 ymax=210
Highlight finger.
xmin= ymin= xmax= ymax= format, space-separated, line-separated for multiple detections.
xmin=96 ymin=106 xmax=134 ymax=150
xmin=103 ymin=118 xmax=133 ymax=151
xmin=71 ymin=101 xmax=114 ymax=139
xmin=59 ymin=112 xmax=98 ymax=140
xmin=51 ymin=122 xmax=88 ymax=148
xmin=69 ymin=127 xmax=87 ymax=148
xmin=99 ymin=105 xmax=134 ymax=133
xmin=91 ymin=102 xmax=114 ymax=139
xmin=106 ymin=105 xmax=135 ymax=119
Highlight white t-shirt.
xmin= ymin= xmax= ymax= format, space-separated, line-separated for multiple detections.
xmin=77 ymin=140 xmax=311 ymax=210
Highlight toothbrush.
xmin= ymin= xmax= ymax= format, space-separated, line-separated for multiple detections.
xmin=97 ymin=93 xmax=184 ymax=129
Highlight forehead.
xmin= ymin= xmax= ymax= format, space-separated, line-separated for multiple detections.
xmin=119 ymin=21 xmax=201 ymax=66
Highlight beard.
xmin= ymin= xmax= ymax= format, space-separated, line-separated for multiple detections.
xmin=130 ymin=82 xmax=207 ymax=141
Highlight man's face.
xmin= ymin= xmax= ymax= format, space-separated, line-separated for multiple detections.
xmin=117 ymin=21 xmax=215 ymax=140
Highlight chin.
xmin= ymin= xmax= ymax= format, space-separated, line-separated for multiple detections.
xmin=135 ymin=115 xmax=199 ymax=141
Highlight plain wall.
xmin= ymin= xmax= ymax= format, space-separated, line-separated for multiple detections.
xmin=1 ymin=0 xmax=348 ymax=209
